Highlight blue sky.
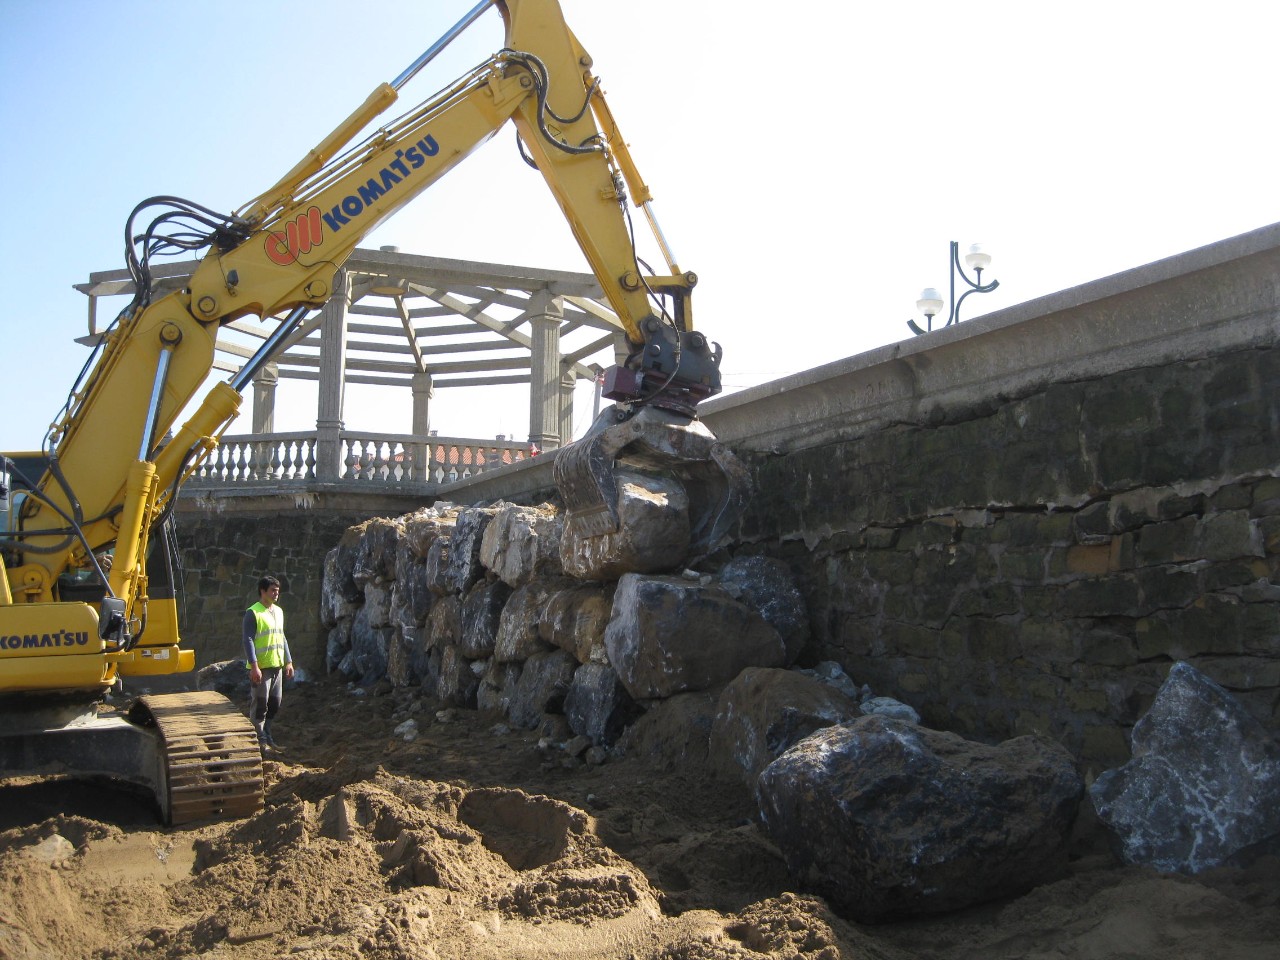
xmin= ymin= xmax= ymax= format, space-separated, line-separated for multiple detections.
xmin=3 ymin=0 xmax=1277 ymax=449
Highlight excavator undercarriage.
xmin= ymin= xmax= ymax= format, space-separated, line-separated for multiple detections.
xmin=0 ymin=690 xmax=264 ymax=825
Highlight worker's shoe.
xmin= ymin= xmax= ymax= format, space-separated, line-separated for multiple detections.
xmin=263 ymin=722 xmax=284 ymax=752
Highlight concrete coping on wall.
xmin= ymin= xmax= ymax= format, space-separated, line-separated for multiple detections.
xmin=175 ymin=483 xmax=440 ymax=515
xmin=701 ymin=220 xmax=1280 ymax=454
xmin=288 ymin=221 xmax=1280 ymax=509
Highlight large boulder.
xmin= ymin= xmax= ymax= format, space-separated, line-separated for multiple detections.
xmin=437 ymin=645 xmax=480 ymax=708
xmin=494 ymin=580 xmax=566 ymax=664
xmin=540 ymin=582 xmax=615 ymax=664
xmin=396 ymin=558 xmax=434 ymax=627
xmin=564 ymin=662 xmax=641 ymax=747
xmin=1089 ymin=660 xmax=1280 ymax=872
xmin=320 ymin=545 xmax=360 ymax=627
xmin=348 ymin=604 xmax=393 ymax=685
xmin=443 ymin=507 xmax=499 ymax=595
xmin=477 ymin=660 xmax=522 ymax=715
xmin=715 ymin=556 xmax=810 ymax=665
xmin=324 ymin=621 xmax=352 ymax=675
xmin=424 ymin=537 xmax=453 ymax=597
xmin=458 ymin=580 xmax=512 ymax=659
xmin=604 ymin=573 xmax=786 ymax=700
xmin=402 ymin=508 xmax=455 ymax=559
xmin=363 ymin=580 xmax=392 ymax=629
xmin=480 ymin=503 xmax=564 ymax=587
xmin=709 ymin=668 xmax=859 ymax=790
xmin=351 ymin=517 xmax=403 ymax=587
xmin=560 ymin=472 xmax=691 ymax=581
xmin=616 ymin=691 xmax=718 ymax=772
xmin=757 ymin=716 xmax=1083 ymax=923
xmin=507 ymin=650 xmax=577 ymax=730
xmin=196 ymin=659 xmax=252 ymax=698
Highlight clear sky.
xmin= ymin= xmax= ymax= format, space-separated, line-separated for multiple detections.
xmin=2 ymin=0 xmax=1276 ymax=451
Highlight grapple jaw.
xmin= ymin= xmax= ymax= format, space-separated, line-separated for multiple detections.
xmin=552 ymin=405 xmax=750 ymax=566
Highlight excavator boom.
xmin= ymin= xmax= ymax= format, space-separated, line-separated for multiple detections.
xmin=0 ymin=0 xmax=746 ymax=824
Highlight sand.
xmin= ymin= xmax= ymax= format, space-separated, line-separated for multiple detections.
xmin=1 ymin=680 xmax=1277 ymax=959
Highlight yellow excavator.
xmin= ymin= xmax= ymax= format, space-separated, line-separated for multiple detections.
xmin=0 ymin=0 xmax=745 ymax=823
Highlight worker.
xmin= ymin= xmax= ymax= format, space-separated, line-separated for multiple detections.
xmin=243 ymin=575 xmax=294 ymax=752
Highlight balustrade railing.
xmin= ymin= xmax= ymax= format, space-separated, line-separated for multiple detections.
xmin=189 ymin=431 xmax=534 ymax=488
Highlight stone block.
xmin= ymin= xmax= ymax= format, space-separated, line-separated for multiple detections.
xmin=560 ymin=471 xmax=691 ymax=581
xmin=1135 ymin=516 xmax=1198 ymax=565
xmin=564 ymin=662 xmax=641 ymax=746
xmin=714 ymin=555 xmax=811 ymax=665
xmin=508 ymin=650 xmax=577 ymax=729
xmin=758 ymin=717 xmax=1082 ymax=923
xmin=604 ymin=573 xmax=786 ymax=700
xmin=494 ymin=580 xmax=566 ymax=663
xmin=479 ymin=502 xmax=564 ymax=587
xmin=539 ymin=581 xmax=616 ymax=664
xmin=1058 ymin=575 xmax=1139 ymax=618
xmin=1090 ymin=661 xmax=1280 ymax=872
xmin=437 ymin=645 xmax=481 ymax=708
xmin=708 ymin=667 xmax=859 ymax=790
xmin=443 ymin=506 xmax=500 ymax=595
xmin=402 ymin=509 xmax=455 ymax=559
xmin=459 ymin=580 xmax=512 ymax=659
xmin=363 ymin=580 xmax=392 ymax=629
xmin=1065 ymin=543 xmax=1111 ymax=577
xmin=477 ymin=660 xmax=522 ymax=715
xmin=1197 ymin=511 xmax=1264 ymax=561
xmin=352 ymin=516 xmax=404 ymax=587
xmin=424 ymin=537 xmax=452 ymax=597
xmin=426 ymin=595 xmax=461 ymax=652
xmin=1080 ymin=629 xmax=1137 ymax=667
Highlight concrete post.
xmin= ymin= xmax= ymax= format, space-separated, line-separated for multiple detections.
xmin=411 ymin=371 xmax=434 ymax=481
xmin=251 ymin=362 xmax=278 ymax=434
xmin=251 ymin=362 xmax=278 ymax=480
xmin=315 ymin=271 xmax=350 ymax=481
xmin=559 ymin=368 xmax=576 ymax=446
xmin=528 ymin=292 xmax=564 ymax=451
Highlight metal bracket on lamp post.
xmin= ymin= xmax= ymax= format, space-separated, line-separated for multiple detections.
xmin=908 ymin=241 xmax=1000 ymax=336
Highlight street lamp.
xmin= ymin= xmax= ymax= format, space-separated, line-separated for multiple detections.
xmin=908 ymin=241 xmax=999 ymax=335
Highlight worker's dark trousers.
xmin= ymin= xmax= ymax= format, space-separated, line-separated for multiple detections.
xmin=249 ymin=666 xmax=285 ymax=724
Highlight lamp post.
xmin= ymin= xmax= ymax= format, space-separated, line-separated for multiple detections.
xmin=908 ymin=241 xmax=999 ymax=335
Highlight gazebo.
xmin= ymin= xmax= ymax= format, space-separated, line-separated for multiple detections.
xmin=75 ymin=246 xmax=630 ymax=488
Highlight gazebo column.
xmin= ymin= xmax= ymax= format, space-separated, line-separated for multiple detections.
xmin=251 ymin=362 xmax=278 ymax=479
xmin=411 ymin=371 xmax=434 ymax=481
xmin=558 ymin=368 xmax=576 ymax=446
xmin=528 ymin=293 xmax=564 ymax=451
xmin=315 ymin=270 xmax=350 ymax=481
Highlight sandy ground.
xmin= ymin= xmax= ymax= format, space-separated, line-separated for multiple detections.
xmin=1 ymin=679 xmax=1278 ymax=960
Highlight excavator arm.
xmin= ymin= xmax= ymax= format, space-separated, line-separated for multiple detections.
xmin=2 ymin=0 xmax=741 ymax=698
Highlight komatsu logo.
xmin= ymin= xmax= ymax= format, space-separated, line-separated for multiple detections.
xmin=265 ymin=207 xmax=324 ymax=266
xmin=321 ymin=135 xmax=440 ymax=234
xmin=0 ymin=630 xmax=91 ymax=650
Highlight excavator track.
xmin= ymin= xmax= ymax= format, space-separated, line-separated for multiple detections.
xmin=134 ymin=691 xmax=265 ymax=825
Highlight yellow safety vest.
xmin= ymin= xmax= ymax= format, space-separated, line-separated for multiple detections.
xmin=248 ymin=601 xmax=286 ymax=669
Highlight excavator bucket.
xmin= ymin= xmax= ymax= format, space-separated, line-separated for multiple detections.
xmin=553 ymin=407 xmax=751 ymax=566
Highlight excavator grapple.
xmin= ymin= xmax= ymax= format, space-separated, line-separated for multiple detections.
xmin=554 ymin=406 xmax=751 ymax=564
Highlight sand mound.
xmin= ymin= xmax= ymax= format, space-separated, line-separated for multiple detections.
xmin=1 ymin=680 xmax=1276 ymax=959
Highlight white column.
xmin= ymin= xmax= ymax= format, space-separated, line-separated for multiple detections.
xmin=251 ymin=362 xmax=278 ymax=480
xmin=558 ymin=368 xmax=576 ymax=446
xmin=252 ymin=361 xmax=278 ymax=432
xmin=315 ymin=271 xmax=350 ymax=480
xmin=411 ymin=371 xmax=434 ymax=481
xmin=527 ymin=292 xmax=564 ymax=451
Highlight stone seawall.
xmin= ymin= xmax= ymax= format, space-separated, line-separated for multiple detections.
xmin=170 ymin=224 xmax=1280 ymax=776
xmin=736 ymin=344 xmax=1280 ymax=773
